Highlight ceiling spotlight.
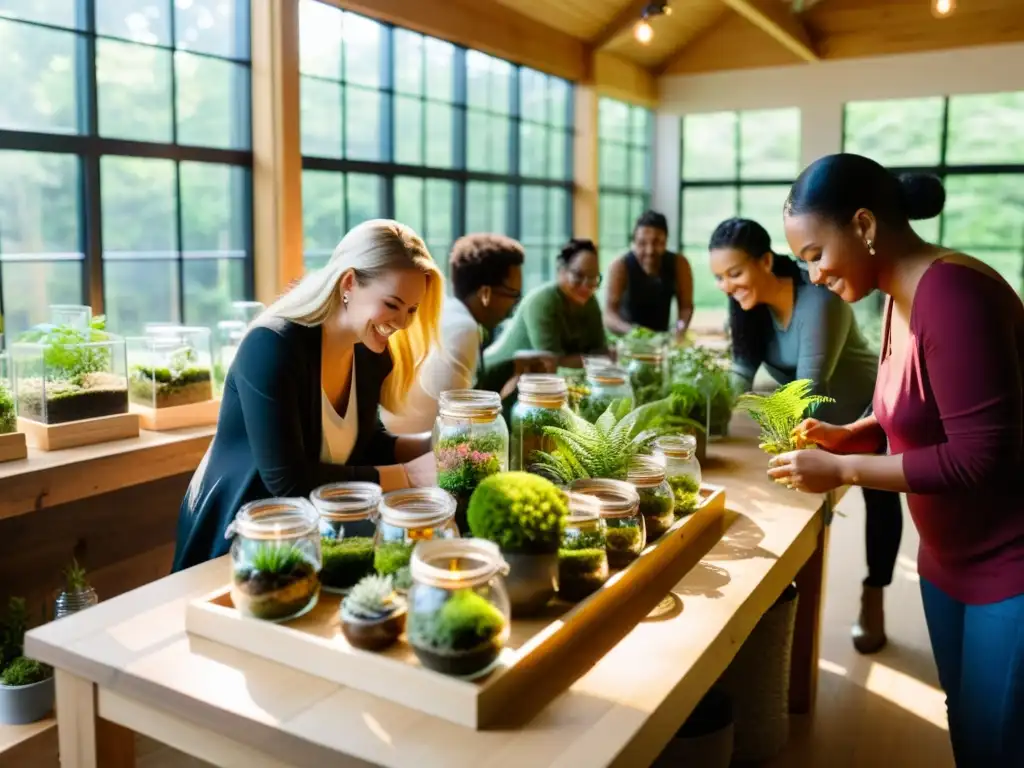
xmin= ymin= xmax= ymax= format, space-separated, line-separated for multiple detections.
xmin=634 ymin=2 xmax=671 ymax=44
xmin=931 ymin=0 xmax=956 ymax=17
xmin=634 ymin=19 xmax=654 ymax=44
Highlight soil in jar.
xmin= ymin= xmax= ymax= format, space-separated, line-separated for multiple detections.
xmin=129 ymin=366 xmax=213 ymax=409
xmin=17 ymin=373 xmax=128 ymax=424
xmin=408 ymin=588 xmax=508 ymax=678
xmin=605 ymin=524 xmax=644 ymax=569
xmin=668 ymin=474 xmax=701 ymax=518
xmin=232 ymin=545 xmax=320 ymax=622
xmin=637 ymin=487 xmax=675 ymax=541
xmin=374 ymin=540 xmax=415 ymax=591
xmin=436 ymin=432 xmax=504 ymax=533
xmin=320 ymin=536 xmax=375 ymax=591
xmin=557 ymin=547 xmax=610 ymax=602
xmin=512 ymin=406 xmax=571 ymax=471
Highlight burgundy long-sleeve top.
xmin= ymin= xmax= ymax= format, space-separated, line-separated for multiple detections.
xmin=873 ymin=261 xmax=1024 ymax=604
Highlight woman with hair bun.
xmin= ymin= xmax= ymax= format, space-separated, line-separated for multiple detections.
xmin=768 ymin=153 xmax=1024 ymax=767
xmin=709 ymin=216 xmax=900 ymax=655
xmin=173 ymin=219 xmax=445 ymax=571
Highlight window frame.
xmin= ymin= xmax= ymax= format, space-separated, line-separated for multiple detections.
xmin=597 ymin=97 xmax=653 ymax=263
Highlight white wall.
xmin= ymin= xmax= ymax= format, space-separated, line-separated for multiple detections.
xmin=651 ymin=42 xmax=1024 ymax=219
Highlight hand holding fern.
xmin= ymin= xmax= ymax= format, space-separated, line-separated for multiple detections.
xmin=767 ymin=449 xmax=846 ymax=494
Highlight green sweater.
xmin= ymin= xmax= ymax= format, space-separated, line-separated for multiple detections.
xmin=480 ymin=282 xmax=606 ymax=391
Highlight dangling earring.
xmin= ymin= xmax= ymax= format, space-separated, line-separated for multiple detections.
xmin=342 ymin=292 xmax=349 ymax=306
xmin=866 ymin=239 xmax=876 ymax=256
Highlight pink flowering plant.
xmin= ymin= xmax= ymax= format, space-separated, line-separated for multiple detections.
xmin=436 ymin=432 xmax=504 ymax=500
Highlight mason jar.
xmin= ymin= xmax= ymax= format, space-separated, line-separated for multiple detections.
xmin=578 ymin=365 xmax=634 ymax=422
xmin=627 ymin=456 xmax=676 ymax=542
xmin=655 ymin=434 xmax=703 ymax=519
xmin=433 ymin=389 xmax=509 ymax=532
xmin=622 ymin=346 xmax=665 ymax=406
xmin=311 ymin=481 xmax=382 ymax=594
xmin=568 ymin=478 xmax=645 ymax=569
xmin=374 ymin=487 xmax=459 ymax=592
xmin=406 ymin=538 xmax=511 ymax=678
xmin=558 ymin=492 xmax=610 ymax=602
xmin=510 ymin=374 xmax=573 ymax=472
xmin=227 ymin=497 xmax=322 ymax=622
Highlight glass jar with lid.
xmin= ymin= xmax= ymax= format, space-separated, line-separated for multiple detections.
xmin=578 ymin=365 xmax=634 ymax=422
xmin=655 ymin=434 xmax=703 ymax=518
xmin=311 ymin=481 xmax=382 ymax=593
xmin=627 ymin=456 xmax=676 ymax=541
xmin=433 ymin=389 xmax=509 ymax=532
xmin=568 ymin=478 xmax=645 ymax=569
xmin=510 ymin=374 xmax=573 ymax=472
xmin=374 ymin=487 xmax=459 ymax=592
xmin=619 ymin=340 xmax=666 ymax=406
xmin=227 ymin=497 xmax=322 ymax=622
xmin=406 ymin=538 xmax=511 ymax=678
xmin=557 ymin=492 xmax=610 ymax=602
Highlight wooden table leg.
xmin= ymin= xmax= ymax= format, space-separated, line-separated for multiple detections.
xmin=789 ymin=514 xmax=831 ymax=715
xmin=54 ymin=670 xmax=135 ymax=768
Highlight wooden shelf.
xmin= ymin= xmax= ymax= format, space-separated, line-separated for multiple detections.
xmin=0 ymin=715 xmax=56 ymax=765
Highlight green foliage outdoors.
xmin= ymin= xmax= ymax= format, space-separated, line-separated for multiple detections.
xmin=467 ymin=472 xmax=568 ymax=555
xmin=343 ymin=574 xmax=401 ymax=621
xmin=736 ymin=379 xmax=834 ymax=455
xmin=408 ymin=588 xmax=507 ymax=653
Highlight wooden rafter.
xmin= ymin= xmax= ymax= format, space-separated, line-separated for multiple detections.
xmin=589 ymin=0 xmax=652 ymax=50
xmin=719 ymin=0 xmax=819 ymax=62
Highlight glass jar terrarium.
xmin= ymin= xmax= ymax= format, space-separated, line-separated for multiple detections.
xmin=433 ymin=389 xmax=509 ymax=532
xmin=578 ymin=365 xmax=634 ymax=422
xmin=655 ymin=435 xmax=703 ymax=518
xmin=406 ymin=538 xmax=511 ymax=678
xmin=311 ymin=481 xmax=382 ymax=593
xmin=0 ymin=340 xmax=15 ymax=435
xmin=581 ymin=354 xmax=613 ymax=374
xmin=126 ymin=327 xmax=214 ymax=410
xmin=620 ymin=340 xmax=666 ymax=406
xmin=627 ymin=456 xmax=675 ymax=541
xmin=557 ymin=492 xmax=610 ymax=602
xmin=568 ymin=478 xmax=644 ymax=569
xmin=227 ymin=498 xmax=322 ymax=622
xmin=374 ymin=487 xmax=459 ymax=592
xmin=510 ymin=374 xmax=573 ymax=472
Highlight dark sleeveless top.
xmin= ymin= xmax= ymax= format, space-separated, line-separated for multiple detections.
xmin=621 ymin=251 xmax=677 ymax=332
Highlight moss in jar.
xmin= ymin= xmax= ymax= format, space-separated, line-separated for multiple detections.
xmin=512 ymin=405 xmax=571 ymax=471
xmin=637 ymin=487 xmax=675 ymax=541
xmin=557 ymin=532 xmax=609 ymax=603
xmin=232 ymin=543 xmax=319 ymax=622
xmin=0 ymin=382 xmax=15 ymax=434
xmin=668 ymin=474 xmax=701 ymax=518
xmin=408 ymin=588 xmax=508 ymax=677
xmin=374 ymin=541 xmax=415 ymax=590
xmin=436 ymin=431 xmax=505 ymax=531
xmin=320 ymin=536 xmax=375 ymax=591
xmin=129 ymin=364 xmax=213 ymax=409
xmin=605 ymin=524 xmax=643 ymax=568
xmin=627 ymin=361 xmax=664 ymax=407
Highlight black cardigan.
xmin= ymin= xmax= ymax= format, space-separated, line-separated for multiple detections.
xmin=172 ymin=317 xmax=398 ymax=571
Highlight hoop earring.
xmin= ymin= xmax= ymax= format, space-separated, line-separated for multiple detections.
xmin=866 ymin=239 xmax=876 ymax=256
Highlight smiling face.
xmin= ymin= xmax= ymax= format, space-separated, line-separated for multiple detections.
xmin=783 ymin=210 xmax=879 ymax=303
xmin=633 ymin=226 xmax=668 ymax=274
xmin=709 ymin=247 xmax=773 ymax=311
xmin=558 ymin=248 xmax=601 ymax=305
xmin=338 ymin=267 xmax=428 ymax=352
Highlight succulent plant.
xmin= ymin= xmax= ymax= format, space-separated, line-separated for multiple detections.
xmin=343 ymin=574 xmax=402 ymax=621
xmin=467 ymin=472 xmax=568 ymax=555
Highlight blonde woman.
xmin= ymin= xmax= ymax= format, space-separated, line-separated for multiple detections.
xmin=173 ymin=220 xmax=444 ymax=571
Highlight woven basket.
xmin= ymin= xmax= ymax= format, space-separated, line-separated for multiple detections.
xmin=717 ymin=583 xmax=799 ymax=763
xmin=653 ymin=687 xmax=734 ymax=768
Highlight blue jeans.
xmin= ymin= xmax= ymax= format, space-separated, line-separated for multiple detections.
xmin=920 ymin=578 xmax=1024 ymax=767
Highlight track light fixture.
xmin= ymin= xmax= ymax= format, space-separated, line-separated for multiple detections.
xmin=931 ymin=0 xmax=956 ymax=17
xmin=633 ymin=2 xmax=671 ymax=45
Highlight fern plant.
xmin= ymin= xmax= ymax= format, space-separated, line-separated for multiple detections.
xmin=736 ymin=379 xmax=834 ymax=455
xmin=531 ymin=397 xmax=667 ymax=483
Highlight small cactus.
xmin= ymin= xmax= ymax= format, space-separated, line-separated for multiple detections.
xmin=343 ymin=574 xmax=401 ymax=621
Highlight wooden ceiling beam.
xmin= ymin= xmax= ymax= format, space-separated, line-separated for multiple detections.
xmin=719 ymin=0 xmax=819 ymax=62
xmin=589 ymin=0 xmax=652 ymax=50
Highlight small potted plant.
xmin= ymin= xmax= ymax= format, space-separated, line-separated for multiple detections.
xmin=54 ymin=558 xmax=99 ymax=620
xmin=374 ymin=541 xmax=415 ymax=592
xmin=0 ymin=598 xmax=54 ymax=725
xmin=467 ymin=471 xmax=568 ymax=617
xmin=231 ymin=542 xmax=320 ymax=622
xmin=407 ymin=588 xmax=508 ymax=678
xmin=339 ymin=574 xmax=407 ymax=651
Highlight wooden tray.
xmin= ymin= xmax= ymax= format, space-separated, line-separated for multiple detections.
xmin=0 ymin=431 xmax=27 ymax=463
xmin=18 ymin=413 xmax=140 ymax=451
xmin=185 ymin=484 xmax=728 ymax=729
xmin=131 ymin=398 xmax=219 ymax=431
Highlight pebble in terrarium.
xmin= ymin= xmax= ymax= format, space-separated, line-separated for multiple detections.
xmin=654 ymin=434 xmax=703 ymax=518
xmin=126 ymin=328 xmax=214 ymax=410
xmin=510 ymin=374 xmax=573 ymax=472
xmin=433 ymin=390 xmax=508 ymax=533
xmin=311 ymin=481 xmax=381 ymax=593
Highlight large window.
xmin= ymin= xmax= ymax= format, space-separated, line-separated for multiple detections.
xmin=679 ymin=109 xmax=801 ymax=312
xmin=598 ymin=98 xmax=652 ymax=272
xmin=0 ymin=1 xmax=253 ymax=338
xmin=298 ymin=1 xmax=573 ymax=290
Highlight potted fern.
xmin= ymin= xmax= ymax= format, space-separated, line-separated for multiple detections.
xmin=467 ymin=472 xmax=569 ymax=617
xmin=736 ymin=379 xmax=834 ymax=459
xmin=340 ymin=574 xmax=407 ymax=651
xmin=54 ymin=558 xmax=99 ymax=620
xmin=0 ymin=598 xmax=54 ymax=725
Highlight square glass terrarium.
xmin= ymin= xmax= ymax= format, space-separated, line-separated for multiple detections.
xmin=11 ymin=329 xmax=129 ymax=425
xmin=127 ymin=328 xmax=215 ymax=410
xmin=0 ymin=338 xmax=16 ymax=435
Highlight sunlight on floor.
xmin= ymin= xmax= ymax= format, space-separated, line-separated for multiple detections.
xmin=818 ymin=658 xmax=848 ymax=677
xmin=864 ymin=661 xmax=948 ymax=730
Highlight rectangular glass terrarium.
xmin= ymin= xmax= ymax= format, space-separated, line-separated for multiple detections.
xmin=11 ymin=331 xmax=129 ymax=425
xmin=0 ymin=338 xmax=15 ymax=435
xmin=127 ymin=327 xmax=215 ymax=410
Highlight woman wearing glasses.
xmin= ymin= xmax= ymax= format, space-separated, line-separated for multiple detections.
xmin=480 ymin=238 xmax=608 ymax=392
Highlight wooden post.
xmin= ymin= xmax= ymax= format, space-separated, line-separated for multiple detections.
xmin=789 ymin=511 xmax=830 ymax=714
xmin=55 ymin=671 xmax=134 ymax=768
xmin=573 ymin=83 xmax=599 ymax=243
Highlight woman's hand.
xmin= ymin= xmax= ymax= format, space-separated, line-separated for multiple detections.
xmin=403 ymin=451 xmax=437 ymax=488
xmin=767 ymin=449 xmax=846 ymax=494
xmin=793 ymin=418 xmax=853 ymax=452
